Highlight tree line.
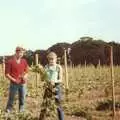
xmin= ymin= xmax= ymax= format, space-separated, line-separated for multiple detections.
xmin=1 ymin=36 xmax=120 ymax=67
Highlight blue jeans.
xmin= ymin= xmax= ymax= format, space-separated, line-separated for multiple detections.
xmin=55 ymin=83 xmax=64 ymax=120
xmin=6 ymin=82 xmax=26 ymax=111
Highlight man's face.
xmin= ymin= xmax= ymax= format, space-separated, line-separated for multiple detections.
xmin=48 ymin=57 xmax=57 ymax=65
xmin=15 ymin=50 xmax=24 ymax=58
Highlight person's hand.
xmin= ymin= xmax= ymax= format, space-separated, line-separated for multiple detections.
xmin=19 ymin=74 xmax=28 ymax=84
xmin=50 ymin=80 xmax=55 ymax=86
xmin=12 ymin=78 xmax=21 ymax=84
xmin=22 ymin=75 xmax=28 ymax=81
xmin=15 ymin=80 xmax=21 ymax=84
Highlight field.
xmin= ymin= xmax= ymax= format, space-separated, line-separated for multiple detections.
xmin=0 ymin=65 xmax=120 ymax=120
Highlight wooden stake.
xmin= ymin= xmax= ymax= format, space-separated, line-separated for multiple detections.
xmin=64 ymin=49 xmax=69 ymax=90
xmin=35 ymin=54 xmax=39 ymax=65
xmin=35 ymin=53 xmax=40 ymax=117
xmin=35 ymin=54 xmax=39 ymax=94
xmin=2 ymin=56 xmax=5 ymax=79
xmin=110 ymin=46 xmax=115 ymax=120
xmin=98 ymin=59 xmax=101 ymax=77
xmin=84 ymin=60 xmax=87 ymax=76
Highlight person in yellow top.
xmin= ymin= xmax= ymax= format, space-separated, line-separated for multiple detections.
xmin=39 ymin=52 xmax=64 ymax=120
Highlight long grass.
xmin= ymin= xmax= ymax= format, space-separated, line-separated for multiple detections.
xmin=0 ymin=65 xmax=120 ymax=119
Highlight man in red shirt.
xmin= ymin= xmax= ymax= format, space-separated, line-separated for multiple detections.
xmin=5 ymin=46 xmax=28 ymax=113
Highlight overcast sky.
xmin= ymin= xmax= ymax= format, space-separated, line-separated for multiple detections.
xmin=0 ymin=0 xmax=120 ymax=55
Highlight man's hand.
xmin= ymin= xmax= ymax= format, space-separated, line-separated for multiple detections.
xmin=11 ymin=78 xmax=17 ymax=83
xmin=19 ymin=74 xmax=28 ymax=84
xmin=15 ymin=80 xmax=21 ymax=84
xmin=6 ymin=74 xmax=19 ymax=84
xmin=9 ymin=77 xmax=21 ymax=84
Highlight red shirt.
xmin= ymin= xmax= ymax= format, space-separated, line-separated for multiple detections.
xmin=5 ymin=57 xmax=28 ymax=84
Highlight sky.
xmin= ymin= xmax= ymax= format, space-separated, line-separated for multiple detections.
xmin=0 ymin=0 xmax=120 ymax=55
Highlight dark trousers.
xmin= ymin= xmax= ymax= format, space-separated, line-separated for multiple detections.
xmin=39 ymin=83 xmax=64 ymax=120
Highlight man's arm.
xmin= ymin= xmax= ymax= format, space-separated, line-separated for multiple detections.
xmin=22 ymin=59 xmax=29 ymax=81
xmin=5 ymin=74 xmax=17 ymax=83
xmin=5 ymin=60 xmax=19 ymax=83
xmin=21 ymin=71 xmax=28 ymax=81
